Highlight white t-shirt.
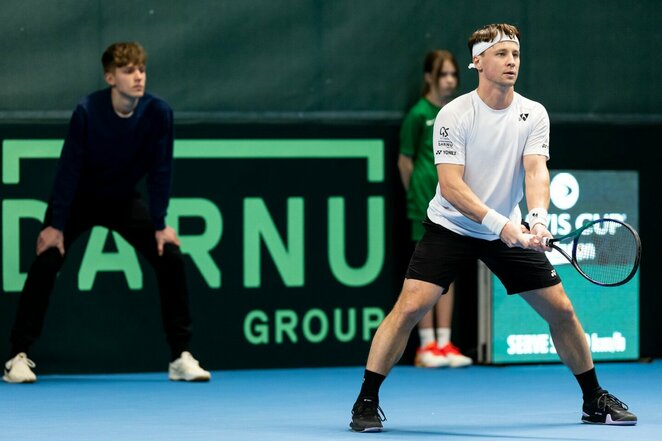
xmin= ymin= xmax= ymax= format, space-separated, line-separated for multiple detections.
xmin=428 ymin=90 xmax=550 ymax=240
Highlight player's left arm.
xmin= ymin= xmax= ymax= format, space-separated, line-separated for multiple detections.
xmin=523 ymin=154 xmax=552 ymax=250
xmin=522 ymin=104 xmax=553 ymax=251
xmin=523 ymin=154 xmax=550 ymax=215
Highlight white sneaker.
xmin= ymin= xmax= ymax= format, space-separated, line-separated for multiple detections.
xmin=3 ymin=353 xmax=37 ymax=383
xmin=168 ymin=351 xmax=211 ymax=382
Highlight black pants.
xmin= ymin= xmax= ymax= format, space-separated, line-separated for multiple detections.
xmin=10 ymin=194 xmax=192 ymax=360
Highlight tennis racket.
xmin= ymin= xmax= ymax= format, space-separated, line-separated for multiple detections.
xmin=542 ymin=218 xmax=641 ymax=287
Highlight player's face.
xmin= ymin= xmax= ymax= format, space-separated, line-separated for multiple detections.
xmin=105 ymin=64 xmax=147 ymax=99
xmin=477 ymin=42 xmax=520 ymax=88
xmin=435 ymin=60 xmax=458 ymax=99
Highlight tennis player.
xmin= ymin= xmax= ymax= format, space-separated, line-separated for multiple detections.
xmin=350 ymin=23 xmax=636 ymax=431
xmin=3 ymin=42 xmax=210 ymax=383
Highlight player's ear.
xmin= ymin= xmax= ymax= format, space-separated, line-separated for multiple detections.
xmin=473 ymin=56 xmax=482 ymax=72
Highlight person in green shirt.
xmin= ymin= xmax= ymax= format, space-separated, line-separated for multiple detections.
xmin=398 ymin=49 xmax=471 ymax=368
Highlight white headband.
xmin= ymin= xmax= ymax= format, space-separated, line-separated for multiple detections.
xmin=468 ymin=33 xmax=520 ymax=69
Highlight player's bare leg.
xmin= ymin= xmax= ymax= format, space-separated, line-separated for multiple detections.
xmin=520 ymin=283 xmax=592 ymax=374
xmin=520 ymin=283 xmax=636 ymax=425
xmin=350 ymin=279 xmax=442 ymax=432
xmin=366 ymin=279 xmax=443 ymax=375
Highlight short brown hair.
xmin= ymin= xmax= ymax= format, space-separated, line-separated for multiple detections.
xmin=422 ymin=50 xmax=459 ymax=96
xmin=467 ymin=23 xmax=520 ymax=56
xmin=101 ymin=42 xmax=147 ymax=73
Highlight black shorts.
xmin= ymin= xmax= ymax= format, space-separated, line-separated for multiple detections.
xmin=406 ymin=219 xmax=561 ymax=294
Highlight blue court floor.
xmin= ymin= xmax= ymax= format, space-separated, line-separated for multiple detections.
xmin=1 ymin=361 xmax=660 ymax=441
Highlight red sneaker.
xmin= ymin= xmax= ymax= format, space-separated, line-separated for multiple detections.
xmin=437 ymin=342 xmax=472 ymax=368
xmin=414 ymin=342 xmax=449 ymax=368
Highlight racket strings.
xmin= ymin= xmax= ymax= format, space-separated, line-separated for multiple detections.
xmin=574 ymin=222 xmax=639 ymax=285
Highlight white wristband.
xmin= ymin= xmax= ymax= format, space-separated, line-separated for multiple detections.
xmin=482 ymin=209 xmax=510 ymax=236
xmin=528 ymin=208 xmax=548 ymax=229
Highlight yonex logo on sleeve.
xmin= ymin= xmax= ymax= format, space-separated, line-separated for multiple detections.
xmin=519 ymin=113 xmax=529 ymax=121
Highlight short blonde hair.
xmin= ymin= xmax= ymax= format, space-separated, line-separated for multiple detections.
xmin=467 ymin=23 xmax=520 ymax=56
xmin=101 ymin=42 xmax=147 ymax=73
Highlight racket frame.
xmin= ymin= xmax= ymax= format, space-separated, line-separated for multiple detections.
xmin=544 ymin=218 xmax=641 ymax=287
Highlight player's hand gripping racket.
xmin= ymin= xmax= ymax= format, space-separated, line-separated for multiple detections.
xmin=542 ymin=218 xmax=641 ymax=287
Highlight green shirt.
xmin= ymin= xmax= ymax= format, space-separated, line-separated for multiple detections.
xmin=399 ymin=98 xmax=441 ymax=239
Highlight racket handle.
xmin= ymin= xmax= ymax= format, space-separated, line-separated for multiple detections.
xmin=542 ymin=237 xmax=553 ymax=247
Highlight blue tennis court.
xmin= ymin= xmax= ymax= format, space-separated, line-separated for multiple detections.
xmin=2 ymin=361 xmax=659 ymax=440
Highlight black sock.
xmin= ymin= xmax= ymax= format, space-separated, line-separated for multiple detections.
xmin=574 ymin=367 xmax=605 ymax=401
xmin=358 ymin=369 xmax=386 ymax=401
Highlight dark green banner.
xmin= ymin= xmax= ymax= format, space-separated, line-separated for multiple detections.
xmin=0 ymin=138 xmax=397 ymax=372
xmin=0 ymin=1 xmax=660 ymax=122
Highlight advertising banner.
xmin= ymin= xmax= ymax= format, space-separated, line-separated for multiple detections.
xmin=487 ymin=170 xmax=639 ymax=363
xmin=0 ymin=138 xmax=395 ymax=372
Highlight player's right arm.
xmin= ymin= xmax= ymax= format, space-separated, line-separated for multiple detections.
xmin=437 ymin=163 xmax=530 ymax=248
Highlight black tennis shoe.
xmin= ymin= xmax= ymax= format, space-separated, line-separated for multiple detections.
xmin=582 ymin=391 xmax=637 ymax=425
xmin=350 ymin=397 xmax=386 ymax=432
